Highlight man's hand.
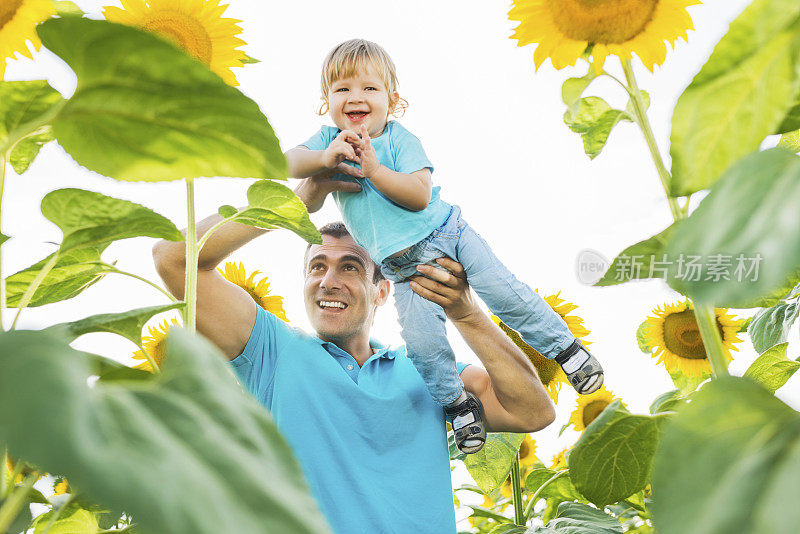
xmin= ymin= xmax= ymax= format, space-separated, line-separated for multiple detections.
xmin=354 ymin=124 xmax=381 ymax=178
xmin=294 ymin=169 xmax=362 ymax=213
xmin=409 ymin=257 xmax=479 ymax=323
xmin=322 ymin=130 xmax=364 ymax=178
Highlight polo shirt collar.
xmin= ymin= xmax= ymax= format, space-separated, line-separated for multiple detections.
xmin=312 ymin=336 xmax=397 ymax=360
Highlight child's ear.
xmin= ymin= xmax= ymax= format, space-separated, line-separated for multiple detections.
xmin=390 ymin=91 xmax=400 ymax=112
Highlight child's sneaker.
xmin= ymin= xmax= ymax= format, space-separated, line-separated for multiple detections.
xmin=444 ymin=391 xmax=486 ymax=454
xmin=555 ymin=340 xmax=604 ymax=394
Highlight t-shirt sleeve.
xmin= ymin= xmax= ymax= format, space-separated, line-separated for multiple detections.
xmin=300 ymin=127 xmax=335 ymax=151
xmin=228 ymin=305 xmax=292 ymax=405
xmin=393 ymin=127 xmax=434 ymax=174
xmin=457 ymin=361 xmax=471 ymax=375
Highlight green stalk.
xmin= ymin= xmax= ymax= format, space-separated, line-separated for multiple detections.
xmin=0 ymin=472 xmax=37 ymax=533
xmin=510 ymin=455 xmax=525 ymax=526
xmin=0 ymin=449 xmax=7 ymax=499
xmin=693 ymin=302 xmax=730 ymax=376
xmin=523 ymin=470 xmax=567 ymax=523
xmin=10 ymin=252 xmax=59 ymax=330
xmin=184 ymin=177 xmax=198 ymax=332
xmin=196 ymin=215 xmax=233 ymax=252
xmin=0 ymin=152 xmax=6 ymax=331
xmin=621 ymin=60 xmax=729 ymax=378
xmin=86 ymin=262 xmax=178 ymax=303
xmin=621 ymin=60 xmax=682 ymax=222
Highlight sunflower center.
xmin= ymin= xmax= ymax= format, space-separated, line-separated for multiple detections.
xmin=662 ymin=310 xmax=724 ymax=360
xmin=0 ymin=0 xmax=23 ymax=28
xmin=142 ymin=11 xmax=213 ymax=65
xmin=582 ymin=400 xmax=609 ymax=427
xmin=547 ymin=0 xmax=659 ymax=44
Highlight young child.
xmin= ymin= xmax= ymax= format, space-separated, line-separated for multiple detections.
xmin=286 ymin=39 xmax=603 ymax=453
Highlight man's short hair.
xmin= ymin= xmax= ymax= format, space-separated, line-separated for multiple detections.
xmin=304 ymin=222 xmax=385 ymax=283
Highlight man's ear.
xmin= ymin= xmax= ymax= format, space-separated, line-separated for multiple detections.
xmin=375 ymin=279 xmax=391 ymax=306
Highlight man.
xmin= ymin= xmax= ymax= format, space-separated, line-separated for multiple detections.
xmin=152 ymin=173 xmax=555 ymax=533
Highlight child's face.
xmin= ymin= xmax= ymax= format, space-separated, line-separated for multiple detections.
xmin=328 ymin=63 xmax=397 ymax=138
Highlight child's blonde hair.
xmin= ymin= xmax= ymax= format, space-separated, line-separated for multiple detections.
xmin=317 ymin=39 xmax=408 ymax=117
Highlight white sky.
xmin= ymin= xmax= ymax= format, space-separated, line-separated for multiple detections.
xmin=6 ymin=0 xmax=797 ymax=524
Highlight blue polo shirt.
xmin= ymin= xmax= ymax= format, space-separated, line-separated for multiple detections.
xmin=229 ymin=305 xmax=467 ymax=534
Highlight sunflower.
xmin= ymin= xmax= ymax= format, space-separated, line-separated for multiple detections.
xmin=492 ymin=291 xmax=590 ymax=403
xmin=643 ymin=300 xmax=743 ymax=378
xmin=219 ymin=262 xmax=288 ymax=321
xmin=550 ymin=448 xmax=569 ymax=470
xmin=53 ymin=477 xmax=70 ymax=495
xmin=0 ymin=0 xmax=55 ymax=78
xmin=103 ymin=0 xmax=247 ymax=85
xmin=568 ymin=386 xmax=622 ymax=432
xmin=518 ymin=434 xmax=539 ymax=468
xmin=131 ymin=317 xmax=181 ymax=371
xmin=508 ymin=0 xmax=699 ymax=73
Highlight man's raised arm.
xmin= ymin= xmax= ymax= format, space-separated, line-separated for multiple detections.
xmin=410 ymin=258 xmax=556 ymax=433
xmin=152 ymin=172 xmax=361 ymax=360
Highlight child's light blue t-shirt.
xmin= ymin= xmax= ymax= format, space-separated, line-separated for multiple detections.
xmin=301 ymin=120 xmax=451 ymax=264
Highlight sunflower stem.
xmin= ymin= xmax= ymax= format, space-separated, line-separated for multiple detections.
xmin=184 ymin=177 xmax=198 ymax=332
xmin=0 ymin=152 xmax=6 ymax=331
xmin=510 ymin=454 xmax=525 ymax=526
xmin=10 ymin=252 xmax=59 ymax=330
xmin=196 ymin=215 xmax=234 ymax=253
xmin=0 ymin=449 xmax=7 ymax=499
xmin=0 ymin=471 xmax=38 ymax=533
xmin=523 ymin=469 xmax=568 ymax=523
xmin=692 ymin=303 xmax=730 ymax=377
xmin=621 ymin=60 xmax=683 ymax=222
xmin=137 ymin=340 xmax=161 ymax=374
xmin=87 ymin=262 xmax=178 ymax=303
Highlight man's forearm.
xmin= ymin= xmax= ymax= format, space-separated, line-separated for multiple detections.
xmin=453 ymin=312 xmax=553 ymax=425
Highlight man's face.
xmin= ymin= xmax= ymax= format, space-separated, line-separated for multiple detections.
xmin=303 ymin=234 xmax=387 ymax=342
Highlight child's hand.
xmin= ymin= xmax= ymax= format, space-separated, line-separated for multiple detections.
xmin=322 ymin=130 xmax=364 ymax=178
xmin=355 ymin=124 xmax=381 ymax=178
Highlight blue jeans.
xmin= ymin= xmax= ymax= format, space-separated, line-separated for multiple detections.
xmin=381 ymin=206 xmax=576 ymax=406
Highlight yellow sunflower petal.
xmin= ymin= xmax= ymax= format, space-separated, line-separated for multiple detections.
xmin=568 ymin=386 xmax=623 ymax=432
xmin=509 ymin=0 xmax=698 ymax=71
xmin=642 ymin=300 xmax=744 ymax=378
xmin=0 ymin=0 xmax=55 ymax=78
xmin=131 ymin=317 xmax=181 ymax=372
xmin=102 ymin=0 xmax=246 ymax=85
xmin=219 ymin=262 xmax=288 ymax=321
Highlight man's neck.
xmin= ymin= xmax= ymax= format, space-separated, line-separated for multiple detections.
xmin=320 ymin=333 xmax=375 ymax=367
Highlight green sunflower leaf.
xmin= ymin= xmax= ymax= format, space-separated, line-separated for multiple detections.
xmin=525 ymin=467 xmax=585 ymax=503
xmin=748 ymin=300 xmax=800 ymax=353
xmin=669 ymin=370 xmax=708 ymax=396
xmin=37 ymin=17 xmax=286 ymax=182
xmin=563 ymin=97 xmax=633 ymax=160
xmin=0 ymin=80 xmax=64 ymax=172
xmin=778 ymin=130 xmax=800 ymax=152
xmin=561 ymin=70 xmax=597 ymax=112
xmin=52 ymin=0 xmax=84 ymax=16
xmin=46 ymin=302 xmax=185 ymax=347
xmin=42 ymin=188 xmax=184 ymax=254
xmin=528 ymin=502 xmax=623 ymax=534
xmin=652 ymin=377 xmax=800 ymax=534
xmin=595 ymin=224 xmax=678 ymax=286
xmin=664 ymin=149 xmax=800 ymax=307
xmin=568 ymin=401 xmax=669 ymax=507
xmin=649 ymin=390 xmax=683 ymax=414
xmin=486 ymin=524 xmax=527 ymax=534
xmin=220 ymin=180 xmax=321 ymax=244
xmin=670 ymin=0 xmax=800 ymax=195
xmin=743 ymin=343 xmax=800 ymax=393
xmin=0 ymin=328 xmax=332 ymax=534
xmin=777 ymin=99 xmax=800 ymax=134
xmin=33 ymin=507 xmax=99 ymax=534
xmin=462 ymin=433 xmax=526 ymax=494
xmin=5 ymin=247 xmax=108 ymax=308
xmin=636 ymin=319 xmax=653 ymax=353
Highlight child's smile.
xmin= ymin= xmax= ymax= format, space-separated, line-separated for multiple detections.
xmin=329 ymin=63 xmax=397 ymax=138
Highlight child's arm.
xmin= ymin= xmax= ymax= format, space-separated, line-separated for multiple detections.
xmin=354 ymin=125 xmax=432 ymax=212
xmin=285 ymin=130 xmax=365 ymax=178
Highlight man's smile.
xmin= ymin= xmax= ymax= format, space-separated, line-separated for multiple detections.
xmin=318 ymin=299 xmax=348 ymax=310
